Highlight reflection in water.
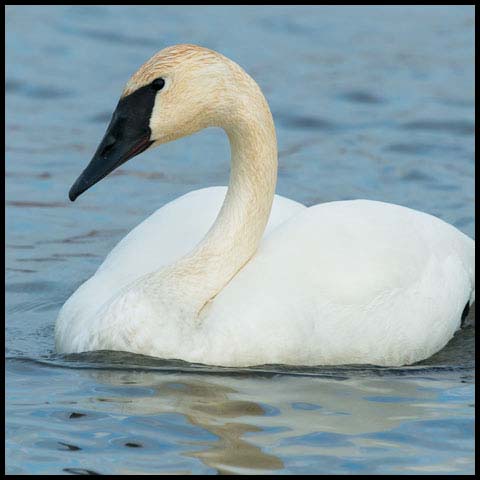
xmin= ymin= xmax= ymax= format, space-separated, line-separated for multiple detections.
xmin=5 ymin=357 xmax=474 ymax=474
xmin=65 ymin=366 xmax=472 ymax=475
xmin=157 ymin=382 xmax=283 ymax=474
xmin=90 ymin=370 xmax=283 ymax=474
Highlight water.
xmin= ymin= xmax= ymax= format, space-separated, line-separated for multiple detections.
xmin=6 ymin=5 xmax=475 ymax=475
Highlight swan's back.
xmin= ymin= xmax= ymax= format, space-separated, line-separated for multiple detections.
xmin=200 ymin=200 xmax=475 ymax=366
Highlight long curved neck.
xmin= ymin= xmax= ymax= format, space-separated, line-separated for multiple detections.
xmin=151 ymin=91 xmax=277 ymax=316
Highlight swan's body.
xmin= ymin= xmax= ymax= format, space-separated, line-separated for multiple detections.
xmin=55 ymin=44 xmax=475 ymax=367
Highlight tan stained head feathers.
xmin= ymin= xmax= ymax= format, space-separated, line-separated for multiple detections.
xmin=122 ymin=44 xmax=224 ymax=98
xmin=120 ymin=44 xmax=267 ymax=145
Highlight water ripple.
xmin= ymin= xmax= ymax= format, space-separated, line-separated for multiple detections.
xmin=401 ymin=119 xmax=474 ymax=135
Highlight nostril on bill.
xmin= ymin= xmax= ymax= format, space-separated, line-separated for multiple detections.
xmin=101 ymin=134 xmax=116 ymax=158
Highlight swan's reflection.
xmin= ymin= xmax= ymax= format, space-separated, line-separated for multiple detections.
xmin=149 ymin=377 xmax=283 ymax=474
xmin=87 ymin=370 xmax=283 ymax=474
xmin=82 ymin=367 xmax=469 ymax=474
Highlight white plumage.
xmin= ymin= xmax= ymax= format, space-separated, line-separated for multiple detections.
xmin=55 ymin=45 xmax=475 ymax=367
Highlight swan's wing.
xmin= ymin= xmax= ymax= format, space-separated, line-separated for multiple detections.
xmin=203 ymin=200 xmax=475 ymax=366
xmin=96 ymin=186 xmax=305 ymax=282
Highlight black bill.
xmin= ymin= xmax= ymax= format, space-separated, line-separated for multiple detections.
xmin=69 ymin=83 xmax=159 ymax=201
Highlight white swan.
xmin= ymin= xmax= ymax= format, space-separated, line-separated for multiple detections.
xmin=55 ymin=44 xmax=475 ymax=367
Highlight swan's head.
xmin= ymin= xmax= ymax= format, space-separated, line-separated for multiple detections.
xmin=69 ymin=44 xmax=253 ymax=201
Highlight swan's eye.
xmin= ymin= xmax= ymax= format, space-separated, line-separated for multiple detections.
xmin=151 ymin=78 xmax=165 ymax=91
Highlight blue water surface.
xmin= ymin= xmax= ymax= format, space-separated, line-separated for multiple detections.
xmin=6 ymin=5 xmax=475 ymax=475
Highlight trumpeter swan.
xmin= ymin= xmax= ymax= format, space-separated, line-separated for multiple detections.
xmin=55 ymin=44 xmax=475 ymax=367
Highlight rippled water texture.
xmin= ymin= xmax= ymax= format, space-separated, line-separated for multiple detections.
xmin=6 ymin=5 xmax=475 ymax=475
